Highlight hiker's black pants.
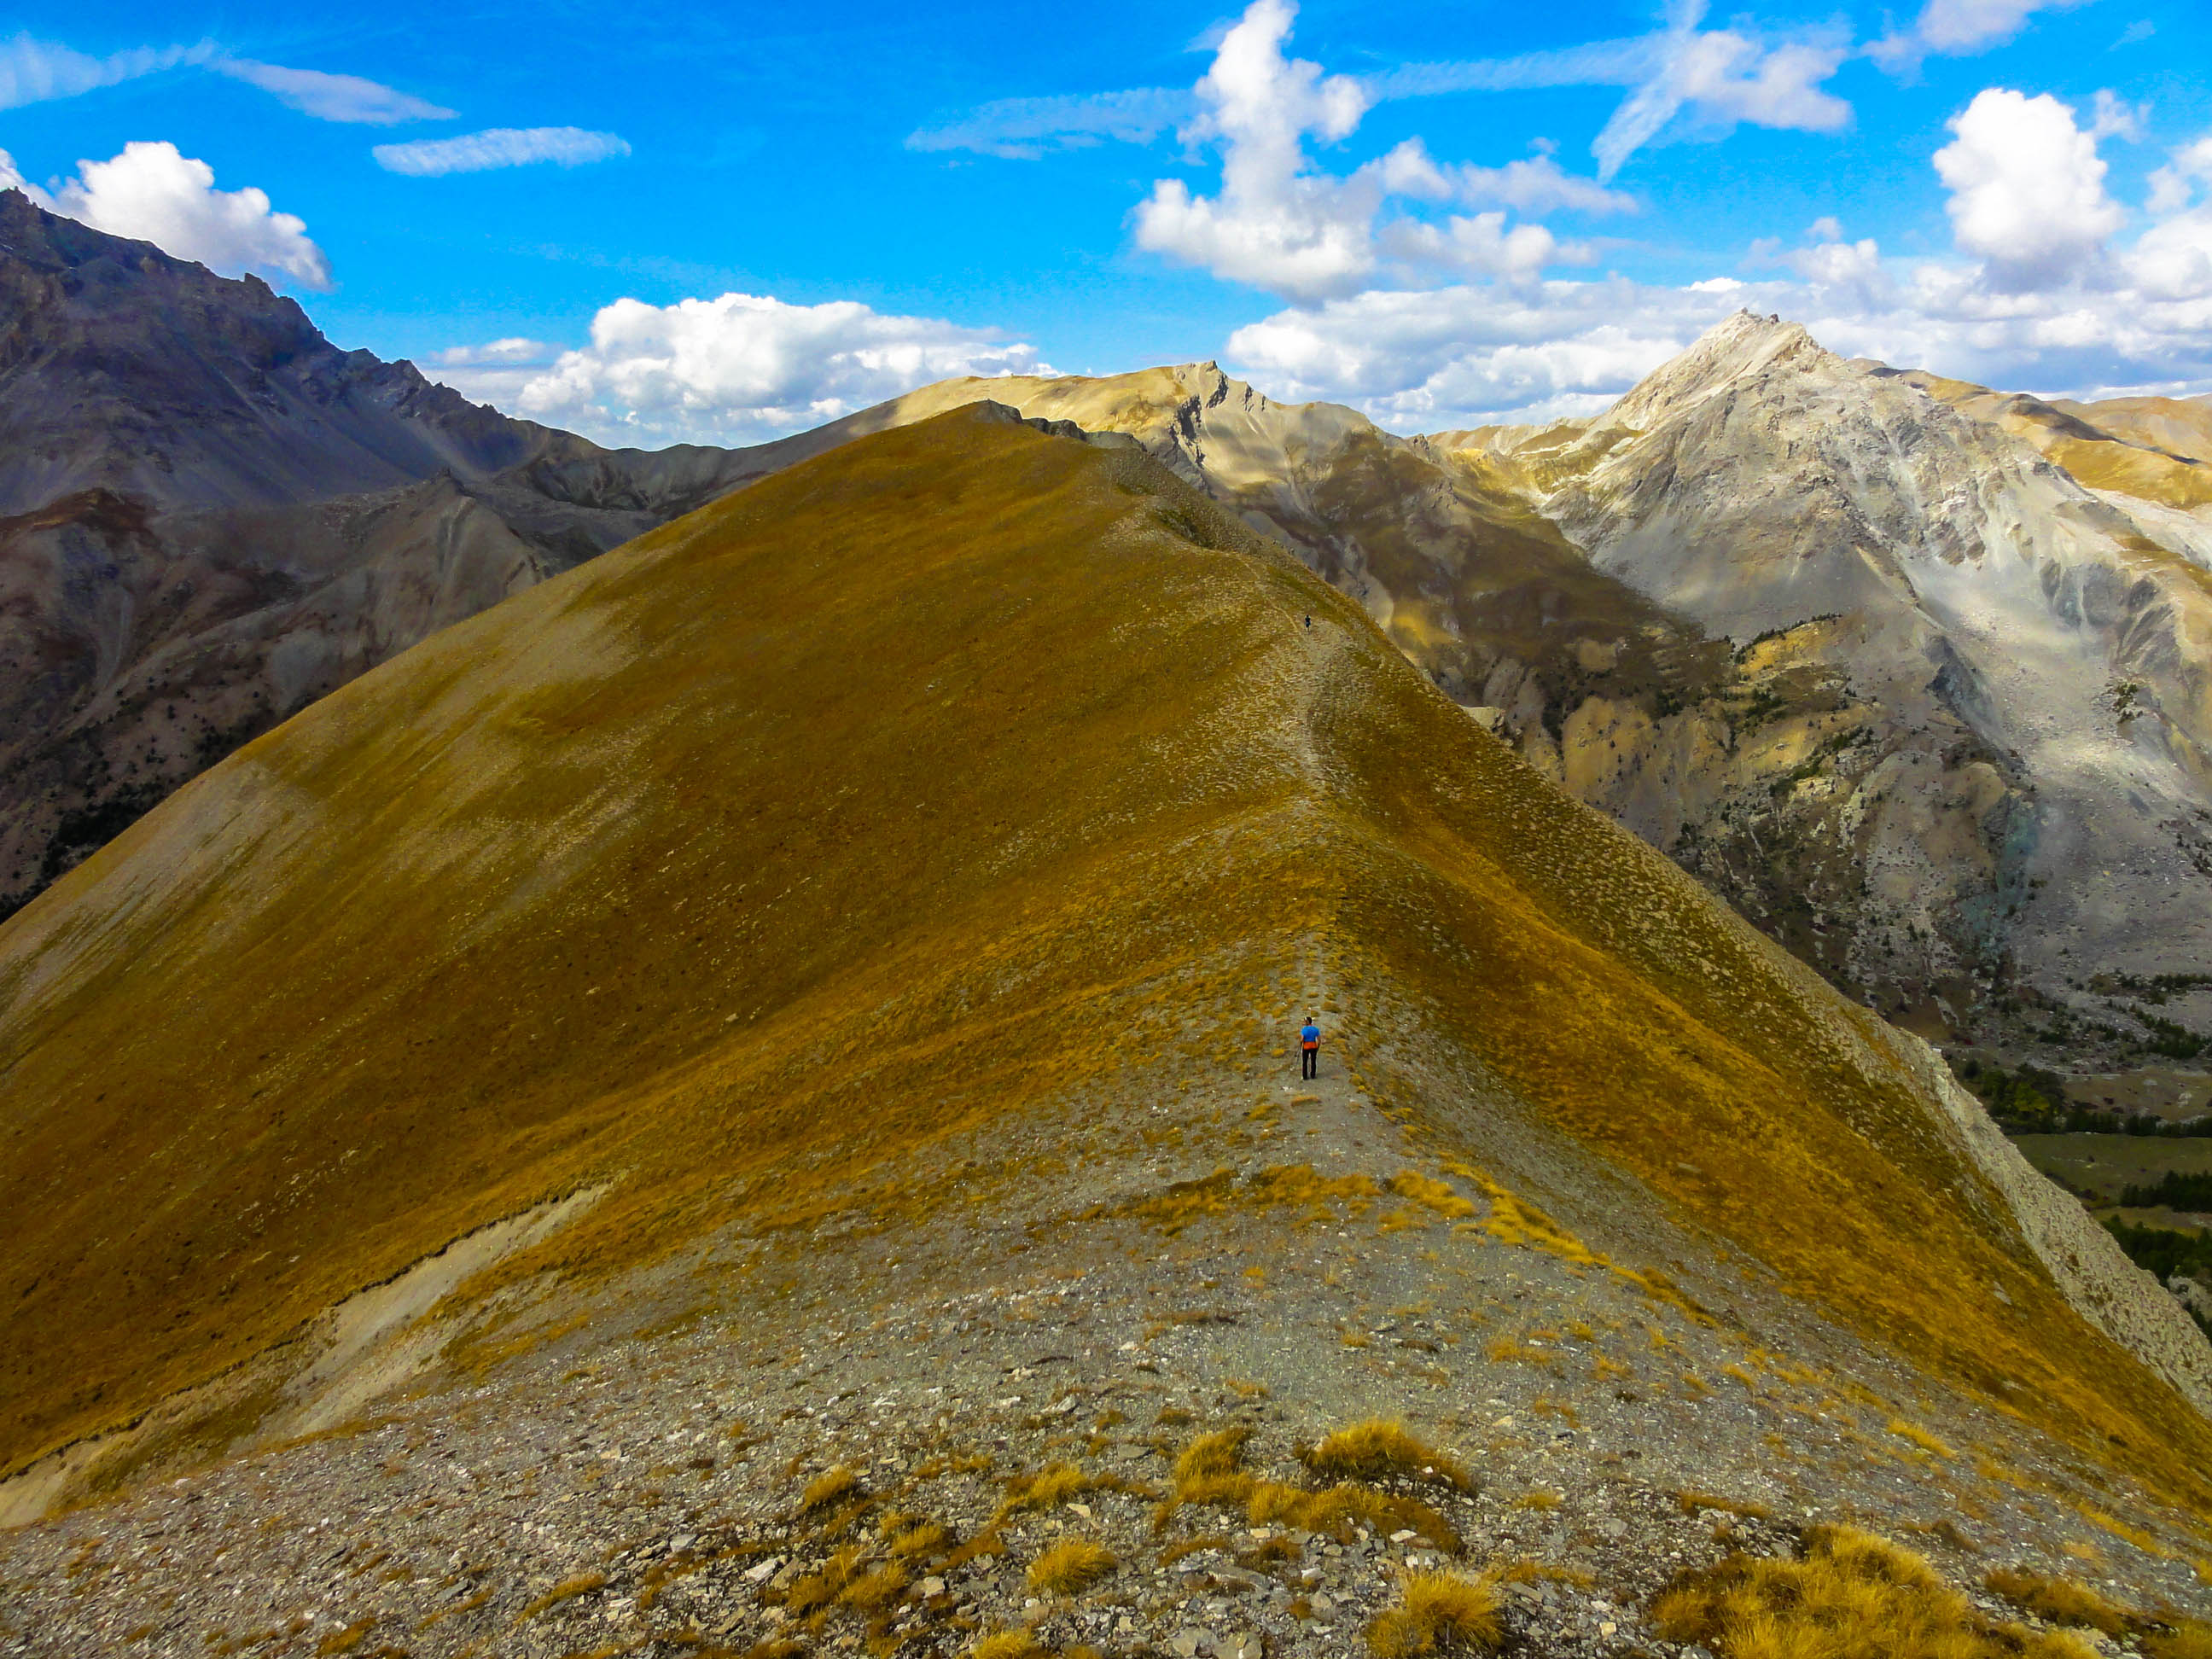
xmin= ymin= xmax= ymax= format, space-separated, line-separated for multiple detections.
xmin=1301 ymin=1047 xmax=1317 ymax=1079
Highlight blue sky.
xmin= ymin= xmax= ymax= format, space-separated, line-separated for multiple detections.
xmin=1 ymin=0 xmax=2208 ymax=442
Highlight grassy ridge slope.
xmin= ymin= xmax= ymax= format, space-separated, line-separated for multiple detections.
xmin=0 ymin=406 xmax=2204 ymax=1515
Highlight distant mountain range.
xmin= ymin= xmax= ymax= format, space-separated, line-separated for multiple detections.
xmin=5 ymin=189 xmax=2210 ymax=1069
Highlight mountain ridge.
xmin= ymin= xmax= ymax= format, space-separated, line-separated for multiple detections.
xmin=849 ymin=321 xmax=2212 ymax=1070
xmin=2 ymin=407 xmax=2207 ymax=1655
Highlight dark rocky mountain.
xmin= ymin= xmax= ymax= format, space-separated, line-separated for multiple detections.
xmin=0 ymin=191 xmax=818 ymax=918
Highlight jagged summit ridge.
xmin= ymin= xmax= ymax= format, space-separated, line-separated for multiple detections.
xmin=1601 ymin=309 xmax=1831 ymax=431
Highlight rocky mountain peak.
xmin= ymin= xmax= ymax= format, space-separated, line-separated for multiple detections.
xmin=1603 ymin=309 xmax=1836 ymax=430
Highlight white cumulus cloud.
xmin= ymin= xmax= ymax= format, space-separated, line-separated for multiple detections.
xmin=2146 ymin=135 xmax=2212 ymax=217
xmin=1217 ymin=86 xmax=2212 ymax=433
xmin=1132 ymin=0 xmax=1376 ymax=303
xmin=211 ymin=58 xmax=453 ymax=124
xmin=1 ymin=141 xmax=330 ymax=288
xmin=1130 ymin=1 xmax=1610 ymax=303
xmin=373 ymin=127 xmax=631 ymax=178
xmin=1451 ymin=152 xmax=1638 ymax=216
xmin=452 ymin=293 xmax=1050 ymax=445
xmin=1934 ymin=88 xmax=2122 ymax=291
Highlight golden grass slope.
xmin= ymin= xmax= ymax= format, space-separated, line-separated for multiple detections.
xmin=0 ymin=405 xmax=2207 ymax=1516
xmin=1903 ymin=374 xmax=2212 ymax=511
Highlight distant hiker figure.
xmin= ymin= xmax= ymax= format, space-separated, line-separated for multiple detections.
xmin=1299 ymin=1015 xmax=1321 ymax=1080
xmin=1304 ymin=614 xmax=1312 ymax=629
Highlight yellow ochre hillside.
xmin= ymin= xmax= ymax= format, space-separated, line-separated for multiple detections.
xmin=0 ymin=403 xmax=2207 ymax=1548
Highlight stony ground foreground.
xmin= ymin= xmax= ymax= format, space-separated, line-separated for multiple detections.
xmin=3 ymin=1027 xmax=2205 ymax=1659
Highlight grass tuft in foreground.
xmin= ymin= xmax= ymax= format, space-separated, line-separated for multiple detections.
xmin=1367 ymin=1569 xmax=1502 ymax=1656
xmin=1651 ymin=1526 xmax=2110 ymax=1659
xmin=1302 ymin=1419 xmax=1470 ymax=1491
xmin=2148 ymin=1626 xmax=2212 ymax=1659
xmin=801 ymin=1464 xmax=863 ymax=1510
xmin=994 ymin=1461 xmax=1099 ymax=1521
xmin=1982 ymin=1569 xmax=2139 ymax=1638
xmin=1158 ymin=1426 xmax=1459 ymax=1551
xmin=1027 ymin=1539 xmax=1117 ymax=1596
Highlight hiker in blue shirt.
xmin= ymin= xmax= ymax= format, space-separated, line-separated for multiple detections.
xmin=1299 ymin=1015 xmax=1321 ymax=1080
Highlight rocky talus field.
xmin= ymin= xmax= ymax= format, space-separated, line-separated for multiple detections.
xmin=2 ymin=409 xmax=2209 ymax=1659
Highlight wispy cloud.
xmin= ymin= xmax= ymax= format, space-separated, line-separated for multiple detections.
xmin=0 ymin=34 xmax=213 ymax=110
xmin=913 ymin=0 xmax=1848 ymax=182
xmin=1371 ymin=38 xmax=1655 ymax=100
xmin=210 ymin=58 xmax=453 ymax=124
xmin=0 ymin=33 xmax=452 ymax=125
xmin=1871 ymin=0 xmax=2097 ymax=69
xmin=372 ymin=127 xmax=632 ymax=177
xmin=907 ymin=88 xmax=1192 ymax=160
xmin=1392 ymin=0 xmax=1849 ymax=181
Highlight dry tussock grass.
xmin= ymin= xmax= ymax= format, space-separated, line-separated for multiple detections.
xmin=887 ymin=1520 xmax=952 ymax=1559
xmin=801 ymin=1465 xmax=863 ymax=1510
xmin=1099 ymin=1164 xmax=1382 ymax=1236
xmin=993 ymin=1461 xmax=1097 ymax=1520
xmin=1982 ymin=1569 xmax=2137 ymax=1637
xmin=1651 ymin=1526 xmax=2111 ymax=1659
xmin=1171 ymin=1426 xmax=1255 ymax=1509
xmin=515 ymin=1572 xmax=607 ymax=1621
xmin=783 ymin=1545 xmax=860 ymax=1616
xmin=837 ymin=1560 xmax=908 ymax=1612
xmin=1161 ymin=1424 xmax=1458 ymax=1550
xmin=969 ymin=1632 xmax=1046 ymax=1659
xmin=1888 ymin=1419 xmax=1957 ymax=1459
xmin=1367 ymin=1569 xmax=1502 ymax=1656
xmin=1027 ymin=1539 xmax=1117 ymax=1595
xmin=1249 ymin=1481 xmax=1460 ymax=1552
xmin=1674 ymin=1488 xmax=1773 ymax=1520
xmin=2147 ymin=1625 xmax=2212 ymax=1659
xmin=1302 ymin=1419 xmax=1470 ymax=1490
